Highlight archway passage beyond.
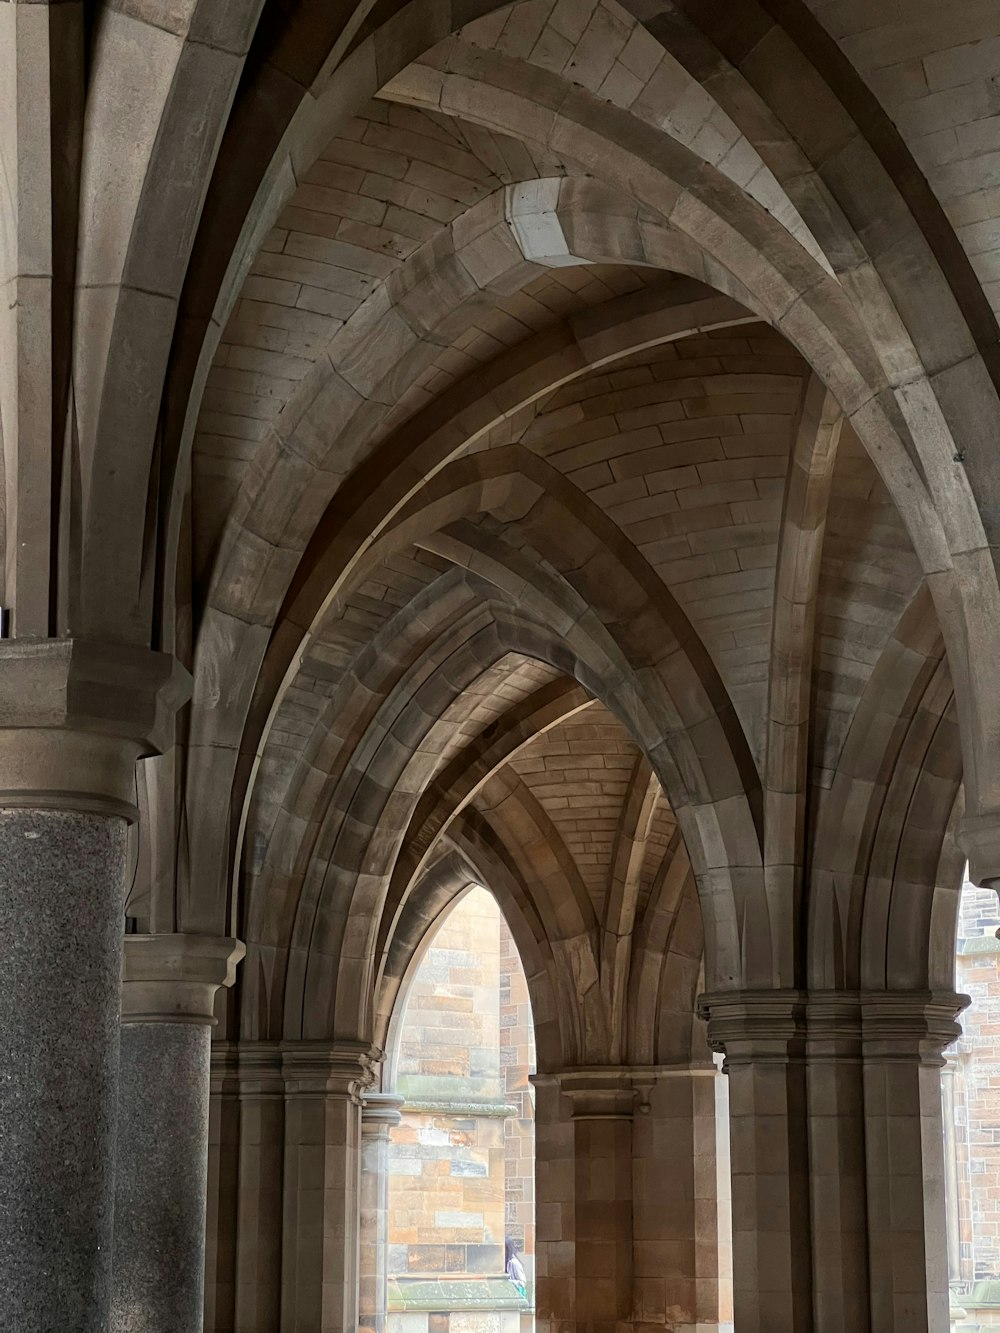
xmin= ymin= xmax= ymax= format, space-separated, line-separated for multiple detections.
xmin=381 ymin=885 xmax=537 ymax=1333
xmin=3 ymin=3 xmax=1000 ymax=1333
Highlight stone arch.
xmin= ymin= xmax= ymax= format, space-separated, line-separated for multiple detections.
xmin=373 ymin=41 xmax=1000 ymax=835
xmin=375 ymin=853 xmax=554 ymax=1085
xmin=659 ymin=0 xmax=1000 ymax=414
xmin=862 ymin=667 xmax=962 ymax=993
xmin=376 ymin=849 xmax=475 ymax=1078
xmin=375 ymin=679 xmax=596 ymax=967
xmin=242 ymin=443 xmax=785 ymax=1042
xmin=186 ymin=118 xmax=986 ymax=956
xmin=259 ymin=582 xmax=677 ymax=1043
xmin=260 ymin=456 xmax=768 ymax=1011
xmin=807 ymin=583 xmax=955 ymax=990
xmin=598 ymin=751 xmax=659 ymax=1061
xmin=625 ymin=831 xmax=708 ymax=1065
xmin=184 ymin=20 xmax=1000 ymax=1029
xmin=184 ymin=262 xmax=753 ymax=939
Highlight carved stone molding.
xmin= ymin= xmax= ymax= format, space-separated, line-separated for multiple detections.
xmin=280 ymin=1040 xmax=383 ymax=1104
xmin=699 ymin=988 xmax=969 ymax=1068
xmin=121 ymin=933 xmax=245 ymax=1025
xmin=0 ymin=638 xmax=190 ymax=817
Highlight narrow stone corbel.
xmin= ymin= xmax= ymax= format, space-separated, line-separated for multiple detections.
xmin=698 ymin=988 xmax=809 ymax=1069
xmin=541 ymin=1067 xmax=642 ymax=1119
xmin=280 ymin=1039 xmax=383 ymax=1102
xmin=860 ymin=989 xmax=968 ymax=1065
xmin=361 ymin=1090 xmax=405 ymax=1135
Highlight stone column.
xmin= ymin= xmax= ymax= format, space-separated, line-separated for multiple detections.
xmin=0 ymin=639 xmax=185 ymax=1333
xmin=534 ymin=1070 xmax=637 ymax=1327
xmin=703 ymin=988 xmax=966 ymax=1333
xmin=205 ymin=1042 xmax=240 ymax=1333
xmin=702 ymin=992 xmax=813 ymax=1333
xmin=233 ymin=1044 xmax=285 ymax=1332
xmin=941 ymin=1057 xmax=962 ymax=1287
xmin=111 ymin=933 xmax=244 ymax=1333
xmin=861 ymin=992 xmax=965 ymax=1333
xmin=805 ymin=996 xmax=870 ymax=1333
xmin=533 ymin=1072 xmax=576 ymax=1331
xmin=632 ymin=1066 xmax=727 ymax=1328
xmin=281 ymin=1041 xmax=379 ymax=1333
xmin=359 ymin=1092 xmax=405 ymax=1333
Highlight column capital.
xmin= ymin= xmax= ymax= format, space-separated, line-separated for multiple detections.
xmin=0 ymin=638 xmax=189 ymax=818
xmin=957 ymin=811 xmax=1000 ymax=888
xmin=860 ymin=990 xmax=968 ymax=1065
xmin=535 ymin=1067 xmax=642 ymax=1119
xmin=209 ymin=1040 xmax=241 ymax=1095
xmin=698 ymin=988 xmax=968 ymax=1068
xmin=233 ymin=1041 xmax=285 ymax=1098
xmin=361 ymin=1092 xmax=405 ymax=1134
xmin=280 ymin=1040 xmax=382 ymax=1104
xmin=121 ymin=933 xmax=245 ymax=1025
xmin=698 ymin=989 xmax=808 ymax=1065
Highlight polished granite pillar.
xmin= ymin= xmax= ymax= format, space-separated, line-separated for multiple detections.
xmin=0 ymin=640 xmax=186 ymax=1333
xmin=112 ymin=934 xmax=244 ymax=1333
xmin=0 ymin=806 xmax=129 ymax=1332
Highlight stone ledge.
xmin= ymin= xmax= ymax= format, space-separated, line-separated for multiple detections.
xmin=957 ymin=935 xmax=1000 ymax=956
xmin=399 ymin=1100 xmax=518 ymax=1118
xmin=388 ymin=1276 xmax=530 ymax=1311
xmin=954 ymin=1278 xmax=1000 ymax=1308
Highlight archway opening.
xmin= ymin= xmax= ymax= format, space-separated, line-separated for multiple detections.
xmin=947 ymin=872 xmax=1000 ymax=1330
xmin=385 ymin=885 xmax=536 ymax=1333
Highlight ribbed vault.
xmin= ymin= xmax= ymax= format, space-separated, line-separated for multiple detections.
xmin=84 ymin=0 xmax=985 ymax=1091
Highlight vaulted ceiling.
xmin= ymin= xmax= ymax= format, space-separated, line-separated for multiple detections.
xmin=11 ymin=0 xmax=989 ymax=1059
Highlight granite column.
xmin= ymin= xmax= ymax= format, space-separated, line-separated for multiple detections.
xmin=0 ymin=639 xmax=186 ymax=1333
xmin=111 ymin=934 xmax=244 ymax=1333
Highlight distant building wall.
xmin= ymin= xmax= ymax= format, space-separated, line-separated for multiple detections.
xmin=951 ymin=880 xmax=1000 ymax=1330
xmin=387 ymin=887 xmax=535 ymax=1333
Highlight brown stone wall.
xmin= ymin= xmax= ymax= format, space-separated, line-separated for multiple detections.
xmin=387 ymin=888 xmax=536 ymax=1329
xmin=500 ymin=917 xmax=536 ymax=1277
xmin=389 ymin=1108 xmax=507 ymax=1276
xmin=395 ymin=888 xmax=503 ymax=1103
xmin=952 ymin=881 xmax=1000 ymax=1329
